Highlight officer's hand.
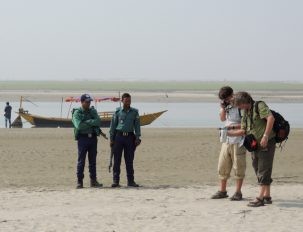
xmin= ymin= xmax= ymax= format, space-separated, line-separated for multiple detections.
xmin=135 ymin=139 xmax=141 ymax=147
xmin=110 ymin=141 xmax=114 ymax=148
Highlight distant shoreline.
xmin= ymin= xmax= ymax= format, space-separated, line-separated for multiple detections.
xmin=1 ymin=81 xmax=303 ymax=103
xmin=1 ymin=89 xmax=303 ymax=103
xmin=1 ymin=80 xmax=303 ymax=91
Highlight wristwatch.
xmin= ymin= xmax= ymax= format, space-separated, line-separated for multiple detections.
xmin=263 ymin=134 xmax=269 ymax=139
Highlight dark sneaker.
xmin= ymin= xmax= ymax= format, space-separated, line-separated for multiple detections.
xmin=264 ymin=197 xmax=272 ymax=204
xmin=90 ymin=180 xmax=103 ymax=188
xmin=127 ymin=181 xmax=140 ymax=188
xmin=247 ymin=198 xmax=265 ymax=207
xmin=230 ymin=192 xmax=243 ymax=201
xmin=211 ymin=191 xmax=228 ymax=199
xmin=76 ymin=180 xmax=83 ymax=189
xmin=111 ymin=182 xmax=121 ymax=188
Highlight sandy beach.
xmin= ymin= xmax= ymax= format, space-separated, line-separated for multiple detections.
xmin=0 ymin=128 xmax=302 ymax=231
xmin=1 ymin=185 xmax=302 ymax=232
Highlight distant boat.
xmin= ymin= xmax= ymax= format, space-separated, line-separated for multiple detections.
xmin=17 ymin=110 xmax=167 ymax=128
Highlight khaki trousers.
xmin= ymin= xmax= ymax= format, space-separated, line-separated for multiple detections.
xmin=218 ymin=143 xmax=246 ymax=180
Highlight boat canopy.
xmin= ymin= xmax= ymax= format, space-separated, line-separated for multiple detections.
xmin=95 ymin=97 xmax=120 ymax=102
xmin=65 ymin=97 xmax=120 ymax=102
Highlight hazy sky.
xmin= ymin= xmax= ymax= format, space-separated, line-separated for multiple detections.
xmin=0 ymin=0 xmax=302 ymax=81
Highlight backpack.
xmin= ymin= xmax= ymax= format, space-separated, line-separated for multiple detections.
xmin=255 ymin=101 xmax=290 ymax=145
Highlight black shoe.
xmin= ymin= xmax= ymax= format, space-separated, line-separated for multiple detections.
xmin=211 ymin=191 xmax=228 ymax=199
xmin=76 ymin=180 xmax=83 ymax=189
xmin=264 ymin=196 xmax=272 ymax=204
xmin=90 ymin=179 xmax=103 ymax=188
xmin=247 ymin=198 xmax=265 ymax=207
xmin=230 ymin=192 xmax=243 ymax=201
xmin=111 ymin=182 xmax=121 ymax=188
xmin=127 ymin=181 xmax=140 ymax=187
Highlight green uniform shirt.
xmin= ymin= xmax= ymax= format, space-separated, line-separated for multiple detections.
xmin=72 ymin=106 xmax=102 ymax=139
xmin=109 ymin=107 xmax=141 ymax=140
xmin=241 ymin=101 xmax=275 ymax=143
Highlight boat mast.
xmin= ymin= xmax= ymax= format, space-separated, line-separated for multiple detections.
xmin=67 ymin=101 xmax=73 ymax=118
xmin=19 ymin=96 xmax=23 ymax=110
xmin=60 ymin=97 xmax=63 ymax=118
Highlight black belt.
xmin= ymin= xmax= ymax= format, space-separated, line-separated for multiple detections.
xmin=78 ymin=133 xmax=97 ymax=138
xmin=116 ymin=131 xmax=134 ymax=137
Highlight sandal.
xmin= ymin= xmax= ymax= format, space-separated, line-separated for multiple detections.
xmin=230 ymin=192 xmax=243 ymax=201
xmin=247 ymin=197 xmax=264 ymax=207
xmin=211 ymin=191 xmax=228 ymax=199
xmin=264 ymin=196 xmax=272 ymax=204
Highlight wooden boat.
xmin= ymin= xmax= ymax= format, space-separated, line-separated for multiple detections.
xmin=18 ymin=109 xmax=167 ymax=128
xmin=14 ymin=96 xmax=167 ymax=128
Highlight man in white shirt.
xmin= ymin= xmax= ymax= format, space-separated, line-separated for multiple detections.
xmin=211 ymin=86 xmax=246 ymax=201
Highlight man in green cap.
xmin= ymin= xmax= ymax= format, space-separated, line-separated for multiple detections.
xmin=72 ymin=94 xmax=103 ymax=189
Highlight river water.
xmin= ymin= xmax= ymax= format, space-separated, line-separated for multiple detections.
xmin=1 ymin=101 xmax=302 ymax=128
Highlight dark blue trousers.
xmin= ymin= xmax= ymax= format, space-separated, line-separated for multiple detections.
xmin=5 ymin=117 xmax=11 ymax=128
xmin=77 ymin=136 xmax=98 ymax=181
xmin=113 ymin=135 xmax=136 ymax=183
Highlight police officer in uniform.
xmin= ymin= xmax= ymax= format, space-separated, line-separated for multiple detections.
xmin=72 ymin=94 xmax=103 ymax=189
xmin=109 ymin=93 xmax=141 ymax=188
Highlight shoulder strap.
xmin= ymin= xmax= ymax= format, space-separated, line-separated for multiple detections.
xmin=245 ymin=101 xmax=258 ymax=129
xmin=89 ymin=106 xmax=96 ymax=115
xmin=254 ymin=101 xmax=261 ymax=115
xmin=71 ymin=108 xmax=78 ymax=116
xmin=238 ymin=108 xmax=242 ymax=118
